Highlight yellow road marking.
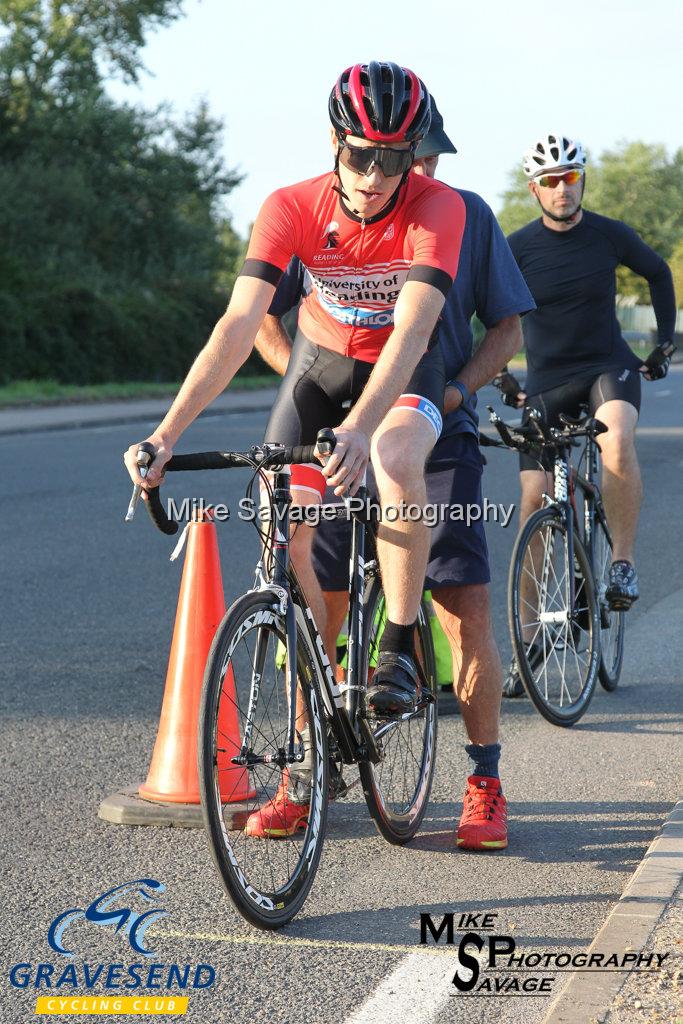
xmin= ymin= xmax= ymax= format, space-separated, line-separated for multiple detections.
xmin=155 ymin=928 xmax=455 ymax=958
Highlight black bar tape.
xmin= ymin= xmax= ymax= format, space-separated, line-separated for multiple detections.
xmin=165 ymin=452 xmax=248 ymax=472
xmin=145 ymin=487 xmax=179 ymax=536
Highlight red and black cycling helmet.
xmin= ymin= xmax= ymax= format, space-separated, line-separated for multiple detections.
xmin=329 ymin=62 xmax=431 ymax=144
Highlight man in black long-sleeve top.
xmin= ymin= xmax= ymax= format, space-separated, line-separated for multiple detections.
xmin=498 ymin=133 xmax=676 ymax=696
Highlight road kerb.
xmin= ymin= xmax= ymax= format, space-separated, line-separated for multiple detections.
xmin=541 ymin=798 xmax=683 ymax=1024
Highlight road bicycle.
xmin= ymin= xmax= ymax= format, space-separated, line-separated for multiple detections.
xmin=487 ymin=406 xmax=625 ymax=726
xmin=136 ymin=430 xmax=437 ymax=928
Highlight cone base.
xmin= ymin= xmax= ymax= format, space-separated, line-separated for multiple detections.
xmin=97 ymin=784 xmax=255 ymax=830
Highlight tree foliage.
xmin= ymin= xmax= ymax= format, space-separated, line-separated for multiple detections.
xmin=0 ymin=1 xmax=246 ymax=384
xmin=497 ymin=142 xmax=683 ymax=302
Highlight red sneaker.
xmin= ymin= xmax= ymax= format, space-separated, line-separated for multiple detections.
xmin=244 ymin=775 xmax=309 ymax=839
xmin=456 ymin=775 xmax=508 ymax=850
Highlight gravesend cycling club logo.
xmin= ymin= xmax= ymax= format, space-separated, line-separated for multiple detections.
xmin=9 ymin=878 xmax=216 ymax=1016
xmin=419 ymin=910 xmax=671 ymax=997
xmin=48 ymin=879 xmax=167 ymax=957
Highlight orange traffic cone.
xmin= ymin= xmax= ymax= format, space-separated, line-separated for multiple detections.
xmin=99 ymin=511 xmax=255 ymax=827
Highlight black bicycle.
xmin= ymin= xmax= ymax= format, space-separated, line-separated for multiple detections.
xmin=135 ymin=430 xmax=437 ymax=928
xmin=488 ymin=406 xmax=625 ymax=726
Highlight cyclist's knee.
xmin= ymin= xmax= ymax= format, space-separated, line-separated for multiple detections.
xmin=371 ymin=429 xmax=429 ymax=490
xmin=597 ymin=423 xmax=637 ymax=463
xmin=519 ymin=469 xmax=547 ymax=518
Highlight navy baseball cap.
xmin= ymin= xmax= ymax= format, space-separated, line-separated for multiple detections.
xmin=416 ymin=95 xmax=457 ymax=158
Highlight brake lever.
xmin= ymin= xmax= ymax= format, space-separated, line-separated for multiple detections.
xmin=125 ymin=442 xmax=156 ymax=522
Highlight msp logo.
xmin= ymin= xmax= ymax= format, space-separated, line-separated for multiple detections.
xmin=382 ymin=223 xmax=395 ymax=241
xmin=48 ymin=879 xmax=166 ymax=957
xmin=323 ymin=221 xmax=340 ymax=249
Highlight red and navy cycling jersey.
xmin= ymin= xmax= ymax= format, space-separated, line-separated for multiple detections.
xmin=240 ymin=171 xmax=466 ymax=362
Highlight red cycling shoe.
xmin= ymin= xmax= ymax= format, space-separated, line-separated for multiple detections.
xmin=244 ymin=774 xmax=309 ymax=839
xmin=456 ymin=775 xmax=508 ymax=850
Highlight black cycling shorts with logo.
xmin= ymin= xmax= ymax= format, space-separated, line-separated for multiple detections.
xmin=520 ymin=367 xmax=641 ymax=472
xmin=264 ymin=330 xmax=445 ymax=495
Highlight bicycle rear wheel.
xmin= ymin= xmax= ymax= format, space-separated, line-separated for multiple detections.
xmin=198 ymin=592 xmax=328 ymax=929
xmin=592 ymin=516 xmax=625 ymax=691
xmin=359 ymin=577 xmax=438 ymax=843
xmin=509 ymin=508 xmax=600 ymax=726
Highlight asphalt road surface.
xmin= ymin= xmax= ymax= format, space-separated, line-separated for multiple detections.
xmin=1 ymin=371 xmax=681 ymax=1023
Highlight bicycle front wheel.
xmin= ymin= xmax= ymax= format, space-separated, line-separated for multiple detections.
xmin=592 ymin=516 xmax=625 ymax=691
xmin=509 ymin=508 xmax=600 ymax=726
xmin=198 ymin=592 xmax=328 ymax=929
xmin=359 ymin=577 xmax=438 ymax=843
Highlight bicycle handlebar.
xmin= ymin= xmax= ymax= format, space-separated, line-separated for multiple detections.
xmin=487 ymin=406 xmax=607 ymax=456
xmin=137 ymin=429 xmax=337 ymax=536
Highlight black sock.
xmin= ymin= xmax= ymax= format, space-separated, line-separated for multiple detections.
xmin=379 ymin=620 xmax=416 ymax=658
xmin=465 ymin=742 xmax=501 ymax=781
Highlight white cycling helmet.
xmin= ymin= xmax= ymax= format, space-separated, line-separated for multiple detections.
xmin=523 ymin=134 xmax=587 ymax=178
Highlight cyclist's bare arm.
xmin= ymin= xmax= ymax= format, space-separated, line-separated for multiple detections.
xmin=254 ymin=313 xmax=293 ymax=377
xmin=324 ymin=280 xmax=446 ymax=494
xmin=445 ymin=314 xmax=524 ymax=414
xmin=124 ymin=276 xmax=276 ymax=487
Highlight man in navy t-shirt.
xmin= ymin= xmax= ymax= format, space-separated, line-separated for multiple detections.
xmin=498 ymin=134 xmax=676 ymax=696
xmin=253 ymin=96 xmax=534 ymax=852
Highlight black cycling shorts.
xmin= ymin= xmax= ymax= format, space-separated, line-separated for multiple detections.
xmin=264 ymin=331 xmax=445 ymax=495
xmin=520 ymin=367 xmax=641 ymax=472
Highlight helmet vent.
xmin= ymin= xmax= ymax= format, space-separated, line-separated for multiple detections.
xmin=522 ymin=133 xmax=587 ymax=177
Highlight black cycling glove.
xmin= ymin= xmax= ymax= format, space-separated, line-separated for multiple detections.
xmin=643 ymin=342 xmax=676 ymax=381
xmin=493 ymin=370 xmax=524 ymax=407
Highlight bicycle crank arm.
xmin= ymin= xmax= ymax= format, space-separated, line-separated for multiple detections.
xmin=372 ymin=700 xmax=434 ymax=741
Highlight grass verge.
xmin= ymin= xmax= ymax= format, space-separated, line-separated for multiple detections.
xmin=0 ymin=376 xmax=279 ymax=408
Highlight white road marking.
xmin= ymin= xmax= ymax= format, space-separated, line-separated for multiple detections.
xmin=341 ymin=950 xmax=455 ymax=1024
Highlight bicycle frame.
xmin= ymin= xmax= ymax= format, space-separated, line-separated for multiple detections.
xmin=573 ymin=431 xmax=614 ymax=566
xmin=245 ymin=469 xmax=384 ymax=771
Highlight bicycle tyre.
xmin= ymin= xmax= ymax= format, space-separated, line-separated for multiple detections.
xmin=359 ymin=577 xmax=438 ymax=843
xmin=198 ymin=591 xmax=329 ymax=929
xmin=509 ymin=507 xmax=600 ymax=726
xmin=592 ymin=516 xmax=625 ymax=691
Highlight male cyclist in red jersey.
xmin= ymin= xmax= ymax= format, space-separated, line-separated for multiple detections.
xmin=124 ymin=62 xmax=466 ymax=834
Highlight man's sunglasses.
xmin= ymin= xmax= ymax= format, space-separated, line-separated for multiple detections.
xmin=338 ymin=140 xmax=415 ymax=178
xmin=534 ymin=169 xmax=584 ymax=189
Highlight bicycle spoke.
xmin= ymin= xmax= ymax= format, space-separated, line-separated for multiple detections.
xmin=514 ymin=514 xmax=598 ymax=723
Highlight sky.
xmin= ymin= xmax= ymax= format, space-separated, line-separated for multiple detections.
xmin=109 ymin=0 xmax=682 ymax=240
